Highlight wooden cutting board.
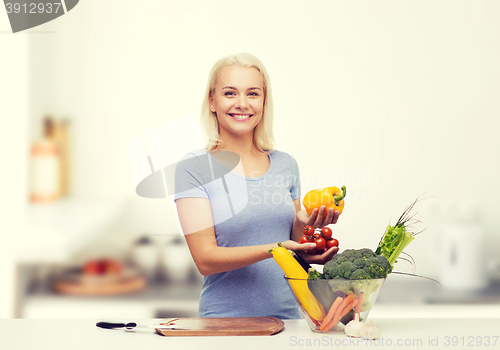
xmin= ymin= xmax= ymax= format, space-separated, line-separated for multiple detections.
xmin=53 ymin=275 xmax=146 ymax=296
xmin=155 ymin=317 xmax=284 ymax=336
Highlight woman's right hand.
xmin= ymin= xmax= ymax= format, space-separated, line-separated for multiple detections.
xmin=296 ymin=206 xmax=339 ymax=229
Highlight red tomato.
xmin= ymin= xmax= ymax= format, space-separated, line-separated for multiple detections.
xmin=83 ymin=260 xmax=102 ymax=275
xmin=326 ymin=238 xmax=339 ymax=249
xmin=300 ymin=235 xmax=312 ymax=244
xmin=303 ymin=225 xmax=315 ymax=237
xmin=314 ymin=237 xmax=326 ymax=250
xmin=321 ymin=227 xmax=332 ymax=239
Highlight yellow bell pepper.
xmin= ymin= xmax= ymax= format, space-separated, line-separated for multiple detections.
xmin=269 ymin=243 xmax=326 ymax=321
xmin=303 ymin=185 xmax=347 ymax=215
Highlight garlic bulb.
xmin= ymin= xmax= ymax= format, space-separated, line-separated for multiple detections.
xmin=358 ymin=321 xmax=381 ymax=340
xmin=344 ymin=313 xmax=364 ymax=337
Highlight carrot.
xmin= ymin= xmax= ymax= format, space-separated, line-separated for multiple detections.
xmin=354 ymin=292 xmax=364 ymax=316
xmin=340 ymin=298 xmax=358 ymax=319
xmin=319 ymin=296 xmax=343 ymax=331
xmin=322 ymin=298 xmax=358 ymax=332
xmin=337 ymin=293 xmax=355 ymax=315
xmin=321 ymin=294 xmax=357 ymax=332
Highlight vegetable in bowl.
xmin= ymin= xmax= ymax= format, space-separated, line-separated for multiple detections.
xmin=291 ymin=272 xmax=386 ymax=333
xmin=305 ymin=248 xmax=390 ymax=331
xmin=375 ymin=195 xmax=427 ymax=269
xmin=322 ymin=248 xmax=392 ymax=280
xmin=274 ymin=194 xmax=436 ymax=334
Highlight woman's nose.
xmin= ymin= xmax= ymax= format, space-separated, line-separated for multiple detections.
xmin=235 ymin=95 xmax=248 ymax=109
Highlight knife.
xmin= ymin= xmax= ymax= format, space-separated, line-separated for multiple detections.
xmin=96 ymin=322 xmax=191 ymax=331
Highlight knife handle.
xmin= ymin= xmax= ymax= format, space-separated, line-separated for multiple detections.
xmin=96 ymin=322 xmax=137 ymax=329
xmin=290 ymin=251 xmax=312 ymax=272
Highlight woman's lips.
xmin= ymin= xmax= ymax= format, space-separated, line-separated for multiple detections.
xmin=229 ymin=114 xmax=252 ymax=121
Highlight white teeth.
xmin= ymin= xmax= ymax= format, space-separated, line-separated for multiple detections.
xmin=231 ymin=114 xmax=251 ymax=120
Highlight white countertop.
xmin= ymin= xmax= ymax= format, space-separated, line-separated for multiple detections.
xmin=1 ymin=318 xmax=499 ymax=350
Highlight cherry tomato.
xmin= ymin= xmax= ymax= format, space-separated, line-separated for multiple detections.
xmin=321 ymin=227 xmax=332 ymax=239
xmin=326 ymin=238 xmax=339 ymax=249
xmin=313 ymin=231 xmax=321 ymax=239
xmin=300 ymin=235 xmax=312 ymax=244
xmin=314 ymin=237 xmax=326 ymax=250
xmin=303 ymin=225 xmax=315 ymax=237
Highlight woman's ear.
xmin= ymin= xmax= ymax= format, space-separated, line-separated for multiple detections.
xmin=209 ymin=95 xmax=215 ymax=113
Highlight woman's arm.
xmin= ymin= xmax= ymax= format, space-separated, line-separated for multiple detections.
xmin=176 ymin=197 xmax=315 ymax=276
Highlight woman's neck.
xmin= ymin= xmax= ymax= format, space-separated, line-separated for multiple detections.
xmin=217 ymin=130 xmax=262 ymax=157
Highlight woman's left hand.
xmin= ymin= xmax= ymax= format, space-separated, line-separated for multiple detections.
xmin=284 ymin=240 xmax=339 ymax=265
xmin=300 ymin=246 xmax=339 ymax=265
xmin=296 ymin=205 xmax=339 ymax=229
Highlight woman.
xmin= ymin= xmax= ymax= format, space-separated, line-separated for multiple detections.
xmin=174 ymin=53 xmax=340 ymax=319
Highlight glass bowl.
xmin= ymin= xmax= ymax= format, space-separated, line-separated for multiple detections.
xmin=284 ymin=276 xmax=386 ymax=333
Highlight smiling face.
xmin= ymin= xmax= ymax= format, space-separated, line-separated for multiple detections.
xmin=209 ymin=65 xmax=265 ymax=139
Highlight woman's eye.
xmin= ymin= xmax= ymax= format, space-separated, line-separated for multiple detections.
xmin=249 ymin=92 xmax=259 ymax=96
xmin=224 ymin=91 xmax=235 ymax=96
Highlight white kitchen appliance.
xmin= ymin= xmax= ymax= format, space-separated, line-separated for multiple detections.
xmin=439 ymin=223 xmax=487 ymax=291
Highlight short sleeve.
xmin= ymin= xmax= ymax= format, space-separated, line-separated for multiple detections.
xmin=173 ymin=152 xmax=209 ymax=201
xmin=288 ymin=154 xmax=301 ymax=201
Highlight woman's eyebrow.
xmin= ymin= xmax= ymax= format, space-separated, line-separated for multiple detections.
xmin=222 ymin=86 xmax=262 ymax=91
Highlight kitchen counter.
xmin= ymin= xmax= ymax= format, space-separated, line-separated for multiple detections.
xmin=1 ymin=318 xmax=499 ymax=350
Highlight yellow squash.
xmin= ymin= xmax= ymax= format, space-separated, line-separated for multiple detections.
xmin=269 ymin=243 xmax=326 ymax=321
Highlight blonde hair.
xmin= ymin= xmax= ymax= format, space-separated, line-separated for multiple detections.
xmin=200 ymin=53 xmax=275 ymax=153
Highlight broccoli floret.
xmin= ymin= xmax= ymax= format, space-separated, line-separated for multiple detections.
xmin=360 ymin=248 xmax=377 ymax=260
xmin=315 ymin=248 xmax=388 ymax=280
xmin=350 ymin=269 xmax=371 ymax=280
xmin=334 ymin=255 xmax=349 ymax=264
xmin=353 ymin=258 xmax=365 ymax=269
xmin=376 ymin=254 xmax=393 ymax=274
xmin=342 ymin=249 xmax=362 ymax=260
xmin=351 ymin=279 xmax=377 ymax=296
xmin=323 ymin=260 xmax=339 ymax=279
xmin=308 ymin=267 xmax=322 ymax=280
xmin=333 ymin=275 xmax=348 ymax=280
xmin=338 ymin=261 xmax=357 ymax=279
xmin=364 ymin=256 xmax=391 ymax=278
xmin=328 ymin=279 xmax=351 ymax=297
xmin=351 ymin=278 xmax=385 ymax=312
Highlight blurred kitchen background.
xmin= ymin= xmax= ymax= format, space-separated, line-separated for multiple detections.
xmin=1 ymin=1 xmax=500 ymax=319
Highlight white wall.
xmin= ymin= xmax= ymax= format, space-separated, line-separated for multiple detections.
xmin=0 ymin=10 xmax=28 ymax=317
xmin=23 ymin=0 xmax=500 ymax=279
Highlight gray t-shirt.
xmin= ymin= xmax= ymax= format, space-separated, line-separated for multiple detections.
xmin=173 ymin=149 xmax=302 ymax=319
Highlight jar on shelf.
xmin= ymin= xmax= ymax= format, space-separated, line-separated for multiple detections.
xmin=29 ymin=117 xmax=60 ymax=203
